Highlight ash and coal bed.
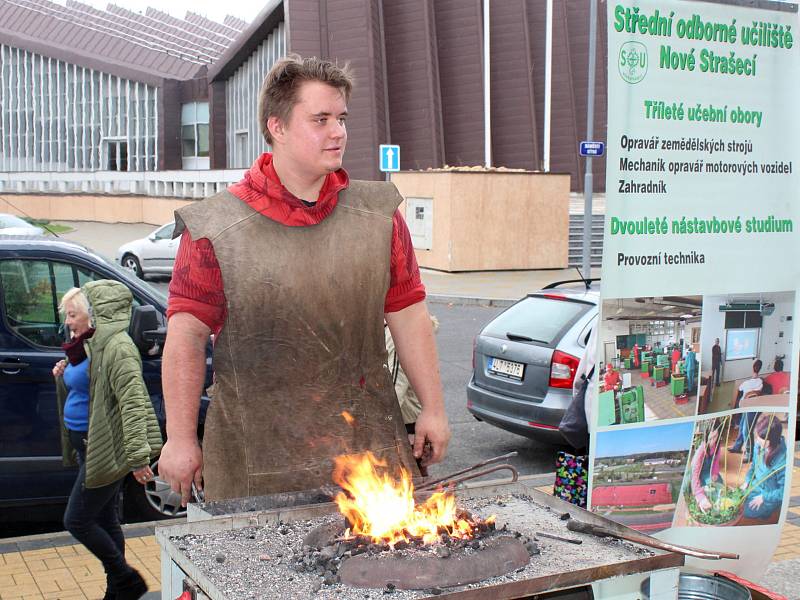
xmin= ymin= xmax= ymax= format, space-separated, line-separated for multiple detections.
xmin=295 ymin=510 xmax=532 ymax=591
xmin=171 ymin=494 xmax=655 ymax=600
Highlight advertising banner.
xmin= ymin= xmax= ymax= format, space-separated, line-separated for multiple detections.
xmin=591 ymin=0 xmax=799 ymax=579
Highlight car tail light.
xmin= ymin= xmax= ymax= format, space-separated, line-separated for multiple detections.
xmin=527 ymin=421 xmax=560 ymax=430
xmin=549 ymin=350 xmax=580 ymax=389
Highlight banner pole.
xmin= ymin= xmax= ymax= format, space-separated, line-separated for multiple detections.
xmin=582 ymin=0 xmax=598 ymax=278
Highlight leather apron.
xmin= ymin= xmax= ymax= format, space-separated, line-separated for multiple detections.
xmin=174 ymin=181 xmax=419 ymax=500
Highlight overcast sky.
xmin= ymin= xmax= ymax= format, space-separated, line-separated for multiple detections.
xmin=72 ymin=0 xmax=265 ymax=26
xmin=595 ymin=422 xmax=695 ymax=457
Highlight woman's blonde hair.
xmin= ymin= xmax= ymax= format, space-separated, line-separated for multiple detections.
xmin=58 ymin=288 xmax=90 ymax=316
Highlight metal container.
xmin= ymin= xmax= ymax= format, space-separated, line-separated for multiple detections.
xmin=642 ymin=572 xmax=752 ymax=600
xmin=159 ymin=480 xmax=684 ymax=599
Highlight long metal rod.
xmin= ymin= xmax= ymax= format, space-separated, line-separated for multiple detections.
xmin=536 ymin=530 xmax=582 ymax=545
xmin=567 ymin=519 xmax=739 ymax=560
xmin=433 ymin=464 xmax=518 ymax=490
xmin=483 ymin=0 xmax=492 ymax=168
xmin=416 ymin=451 xmax=518 ymax=492
xmin=543 ymin=0 xmax=553 ymax=171
xmin=581 ymin=0 xmax=598 ymax=277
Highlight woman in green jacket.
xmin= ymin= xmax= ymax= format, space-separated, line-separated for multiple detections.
xmin=53 ymin=280 xmax=163 ymax=600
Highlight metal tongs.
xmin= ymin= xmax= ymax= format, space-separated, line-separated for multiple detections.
xmin=191 ymin=481 xmax=205 ymax=503
xmin=566 ymin=519 xmax=739 ymax=560
xmin=415 ymin=451 xmax=519 ymax=492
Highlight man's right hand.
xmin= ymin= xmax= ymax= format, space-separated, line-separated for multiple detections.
xmin=159 ymin=437 xmax=203 ymax=507
xmin=161 ymin=312 xmax=211 ymax=506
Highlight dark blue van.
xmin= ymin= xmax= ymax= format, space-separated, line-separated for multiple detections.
xmin=0 ymin=235 xmax=211 ymax=522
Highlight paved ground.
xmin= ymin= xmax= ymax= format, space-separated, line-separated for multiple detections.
xmin=57 ymin=221 xmax=155 ymax=264
xmin=758 ymin=445 xmax=800 ymax=599
xmin=0 ymin=530 xmax=161 ymax=599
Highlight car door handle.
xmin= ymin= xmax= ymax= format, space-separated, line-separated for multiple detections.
xmin=0 ymin=361 xmax=31 ymax=375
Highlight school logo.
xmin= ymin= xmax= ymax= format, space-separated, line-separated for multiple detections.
xmin=618 ymin=41 xmax=648 ymax=84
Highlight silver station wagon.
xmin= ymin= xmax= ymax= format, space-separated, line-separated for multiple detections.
xmin=467 ymin=280 xmax=599 ymax=444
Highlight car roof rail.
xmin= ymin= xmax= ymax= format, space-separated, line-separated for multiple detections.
xmin=542 ymin=277 xmax=601 ymax=291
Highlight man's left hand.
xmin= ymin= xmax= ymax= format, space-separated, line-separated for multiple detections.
xmin=413 ymin=408 xmax=451 ymax=466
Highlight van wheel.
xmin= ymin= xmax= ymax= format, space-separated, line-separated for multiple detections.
xmin=121 ymin=254 xmax=143 ymax=279
xmin=123 ymin=458 xmax=186 ymax=522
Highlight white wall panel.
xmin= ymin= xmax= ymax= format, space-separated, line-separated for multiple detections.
xmin=0 ymin=45 xmax=158 ymax=171
xmin=225 ymin=23 xmax=285 ymax=168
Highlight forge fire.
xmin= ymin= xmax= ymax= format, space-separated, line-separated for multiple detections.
xmin=283 ymin=452 xmax=533 ymax=591
xmin=332 ymin=452 xmax=496 ymax=546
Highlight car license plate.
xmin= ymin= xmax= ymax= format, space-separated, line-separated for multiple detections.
xmin=488 ymin=357 xmax=524 ymax=380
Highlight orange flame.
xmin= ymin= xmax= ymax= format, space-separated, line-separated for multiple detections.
xmin=341 ymin=411 xmax=355 ymax=426
xmin=333 ymin=452 xmax=490 ymax=546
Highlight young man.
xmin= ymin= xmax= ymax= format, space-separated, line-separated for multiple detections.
xmin=711 ymin=338 xmax=722 ymax=387
xmin=159 ymin=56 xmax=450 ymax=504
xmin=671 ymin=346 xmax=682 ymax=375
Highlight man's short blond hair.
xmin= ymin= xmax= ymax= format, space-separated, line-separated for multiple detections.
xmin=58 ymin=287 xmax=89 ymax=316
xmin=258 ymin=54 xmax=353 ymax=145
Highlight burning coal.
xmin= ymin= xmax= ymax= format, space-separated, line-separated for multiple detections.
xmin=332 ymin=452 xmax=495 ymax=546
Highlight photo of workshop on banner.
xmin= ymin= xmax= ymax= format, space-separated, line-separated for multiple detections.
xmin=597 ymin=296 xmax=702 ymax=425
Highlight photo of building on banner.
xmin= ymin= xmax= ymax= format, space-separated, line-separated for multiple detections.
xmin=592 ymin=422 xmax=694 ymax=534
xmin=592 ymin=0 xmax=799 ymax=582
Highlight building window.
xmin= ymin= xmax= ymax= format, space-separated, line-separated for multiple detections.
xmin=235 ymin=131 xmax=248 ymax=167
xmin=181 ymin=102 xmax=210 ymax=159
xmin=106 ymin=141 xmax=128 ymax=171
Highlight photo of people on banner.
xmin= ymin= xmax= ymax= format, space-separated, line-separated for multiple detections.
xmin=697 ymin=291 xmax=795 ymax=417
xmin=597 ymin=297 xmax=702 ymax=426
xmin=673 ymin=413 xmax=790 ymax=528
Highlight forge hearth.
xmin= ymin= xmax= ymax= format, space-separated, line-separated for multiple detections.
xmin=297 ymin=518 xmax=533 ymax=590
xmin=158 ymin=483 xmax=684 ymax=600
xmin=337 ymin=536 xmax=530 ymax=589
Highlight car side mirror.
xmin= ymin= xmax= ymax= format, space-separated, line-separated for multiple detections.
xmin=129 ymin=305 xmax=166 ymax=354
xmin=148 ymin=232 xmax=157 ymax=242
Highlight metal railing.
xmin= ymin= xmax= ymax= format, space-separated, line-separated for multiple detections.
xmin=0 ymin=169 xmax=247 ymax=198
xmin=568 ymin=213 xmax=604 ymax=267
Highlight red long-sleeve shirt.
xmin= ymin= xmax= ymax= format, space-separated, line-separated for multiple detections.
xmin=603 ymin=369 xmax=621 ymax=390
xmin=167 ymin=153 xmax=425 ymax=335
